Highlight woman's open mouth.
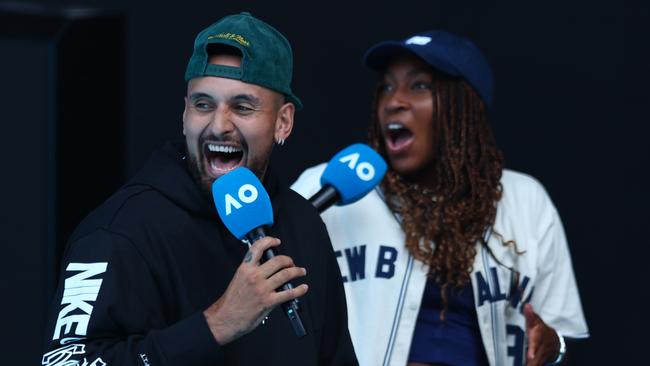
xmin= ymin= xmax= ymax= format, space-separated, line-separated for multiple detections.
xmin=203 ymin=142 xmax=245 ymax=177
xmin=384 ymin=122 xmax=414 ymax=153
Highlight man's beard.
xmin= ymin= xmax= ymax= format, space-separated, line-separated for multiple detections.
xmin=185 ymin=141 xmax=271 ymax=198
xmin=186 ymin=150 xmax=214 ymax=199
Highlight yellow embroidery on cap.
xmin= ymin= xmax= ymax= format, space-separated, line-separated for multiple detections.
xmin=207 ymin=33 xmax=250 ymax=47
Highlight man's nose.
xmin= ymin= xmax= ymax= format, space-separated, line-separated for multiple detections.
xmin=208 ymin=107 xmax=235 ymax=136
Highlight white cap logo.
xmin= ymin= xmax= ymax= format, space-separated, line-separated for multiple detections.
xmin=405 ymin=36 xmax=432 ymax=46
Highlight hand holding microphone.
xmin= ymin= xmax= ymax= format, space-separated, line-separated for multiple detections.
xmin=203 ymin=168 xmax=307 ymax=344
xmin=203 ymin=143 xmax=386 ymax=343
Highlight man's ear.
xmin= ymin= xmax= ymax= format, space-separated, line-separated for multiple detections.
xmin=182 ymin=96 xmax=188 ymax=136
xmin=274 ymin=101 xmax=295 ymax=143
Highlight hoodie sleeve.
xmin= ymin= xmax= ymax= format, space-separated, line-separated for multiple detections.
xmin=42 ymin=229 xmax=224 ymax=366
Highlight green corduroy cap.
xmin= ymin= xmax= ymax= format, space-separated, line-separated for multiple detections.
xmin=185 ymin=12 xmax=303 ymax=110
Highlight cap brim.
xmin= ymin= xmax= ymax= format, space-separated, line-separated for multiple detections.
xmin=363 ymin=41 xmax=415 ymax=71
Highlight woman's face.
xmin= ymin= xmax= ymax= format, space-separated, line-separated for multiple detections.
xmin=376 ymin=54 xmax=437 ymax=179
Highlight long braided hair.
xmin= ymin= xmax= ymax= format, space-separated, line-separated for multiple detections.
xmin=369 ymin=67 xmax=508 ymax=316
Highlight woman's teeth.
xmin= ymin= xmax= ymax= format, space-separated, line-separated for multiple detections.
xmin=387 ymin=123 xmax=405 ymax=131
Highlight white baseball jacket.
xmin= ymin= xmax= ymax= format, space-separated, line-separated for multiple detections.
xmin=292 ymin=165 xmax=589 ymax=366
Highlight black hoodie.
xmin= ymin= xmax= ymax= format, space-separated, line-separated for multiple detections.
xmin=42 ymin=141 xmax=358 ymax=366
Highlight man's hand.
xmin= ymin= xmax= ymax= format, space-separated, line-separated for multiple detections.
xmin=203 ymin=236 xmax=308 ymax=345
xmin=524 ymin=303 xmax=561 ymax=366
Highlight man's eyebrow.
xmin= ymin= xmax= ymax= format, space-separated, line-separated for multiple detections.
xmin=188 ymin=92 xmax=215 ymax=102
xmin=230 ymin=93 xmax=262 ymax=106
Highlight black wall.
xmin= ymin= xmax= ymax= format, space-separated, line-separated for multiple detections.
xmin=1 ymin=0 xmax=643 ymax=364
xmin=0 ymin=3 xmax=126 ymax=365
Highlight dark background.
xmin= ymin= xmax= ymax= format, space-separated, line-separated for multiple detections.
xmin=0 ymin=0 xmax=643 ymax=364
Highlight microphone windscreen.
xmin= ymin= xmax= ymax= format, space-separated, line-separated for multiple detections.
xmin=320 ymin=143 xmax=387 ymax=205
xmin=212 ymin=167 xmax=273 ymax=239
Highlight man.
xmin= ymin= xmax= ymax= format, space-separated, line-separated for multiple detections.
xmin=42 ymin=12 xmax=357 ymax=366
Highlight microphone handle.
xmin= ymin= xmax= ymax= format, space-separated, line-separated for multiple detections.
xmin=308 ymin=185 xmax=340 ymax=214
xmin=245 ymin=227 xmax=307 ymax=337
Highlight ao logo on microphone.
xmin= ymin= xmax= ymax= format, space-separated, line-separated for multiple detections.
xmin=212 ymin=167 xmax=274 ymax=239
xmin=224 ymin=184 xmax=258 ymax=216
xmin=339 ymin=152 xmax=375 ymax=181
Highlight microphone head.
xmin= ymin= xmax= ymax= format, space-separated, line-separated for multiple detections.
xmin=212 ymin=167 xmax=273 ymax=240
xmin=320 ymin=143 xmax=387 ymax=205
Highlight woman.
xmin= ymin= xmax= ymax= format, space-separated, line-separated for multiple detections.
xmin=293 ymin=30 xmax=588 ymax=366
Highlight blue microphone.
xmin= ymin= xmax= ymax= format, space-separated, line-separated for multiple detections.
xmin=309 ymin=143 xmax=387 ymax=213
xmin=212 ymin=167 xmax=306 ymax=337
xmin=212 ymin=168 xmax=273 ymax=241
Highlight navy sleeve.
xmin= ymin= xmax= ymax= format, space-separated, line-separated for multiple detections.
xmin=42 ymin=229 xmax=224 ymax=366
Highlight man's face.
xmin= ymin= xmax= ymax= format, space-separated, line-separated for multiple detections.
xmin=376 ymin=54 xmax=436 ymax=178
xmin=183 ymin=54 xmax=294 ymax=192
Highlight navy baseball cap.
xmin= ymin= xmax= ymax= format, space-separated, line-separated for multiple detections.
xmin=363 ymin=30 xmax=494 ymax=106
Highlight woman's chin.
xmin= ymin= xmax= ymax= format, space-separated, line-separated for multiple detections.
xmin=389 ymin=157 xmax=436 ymax=185
xmin=389 ymin=158 xmax=420 ymax=176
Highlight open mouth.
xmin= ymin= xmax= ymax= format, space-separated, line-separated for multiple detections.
xmin=203 ymin=142 xmax=245 ymax=177
xmin=384 ymin=122 xmax=414 ymax=152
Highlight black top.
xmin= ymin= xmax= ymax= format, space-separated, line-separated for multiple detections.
xmin=42 ymin=141 xmax=358 ymax=366
xmin=408 ymin=279 xmax=489 ymax=366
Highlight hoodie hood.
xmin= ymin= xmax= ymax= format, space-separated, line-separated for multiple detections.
xmin=127 ymin=140 xmax=280 ymax=218
xmin=127 ymin=140 xmax=214 ymax=217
